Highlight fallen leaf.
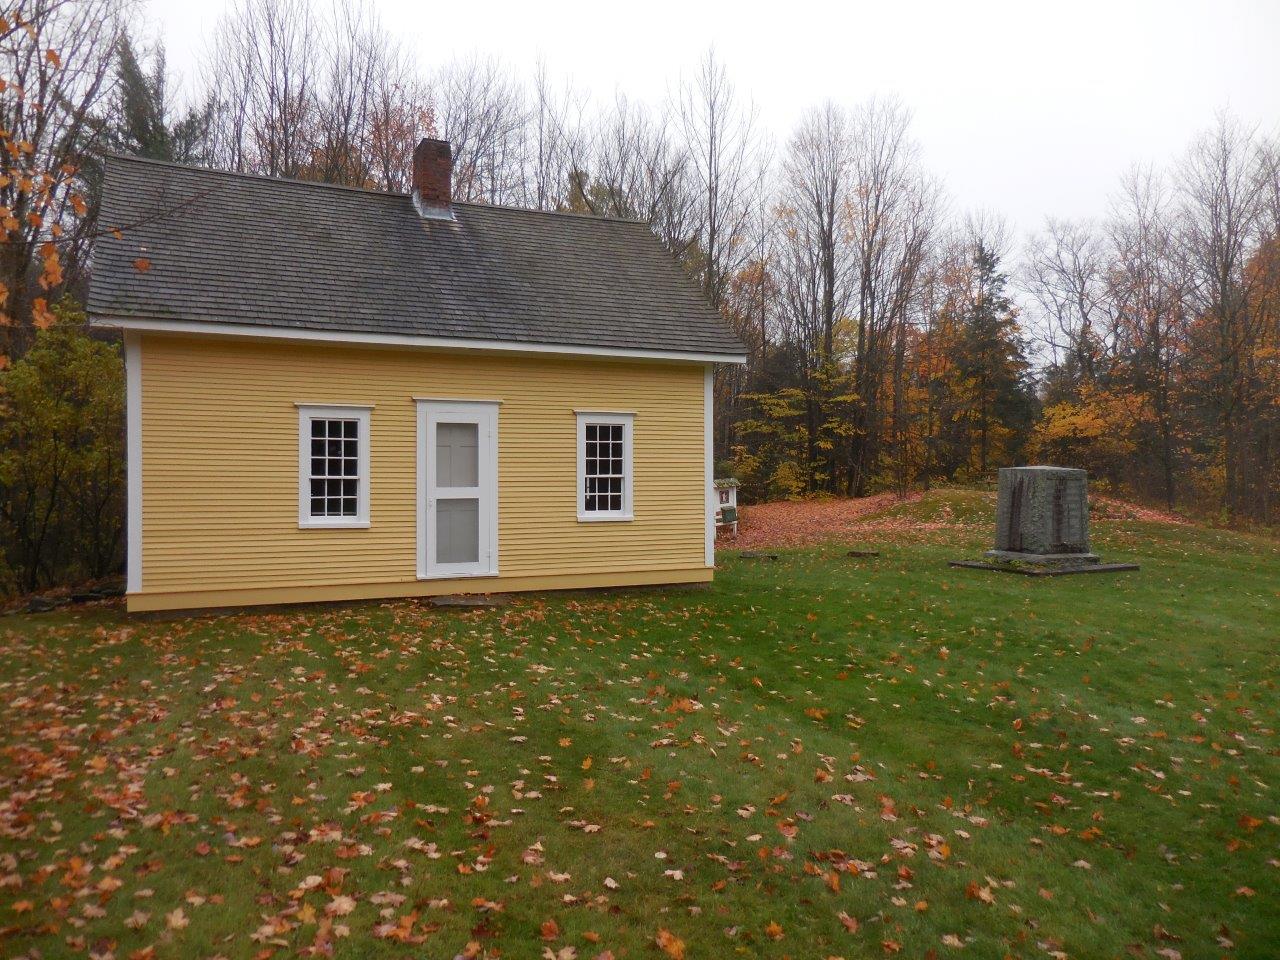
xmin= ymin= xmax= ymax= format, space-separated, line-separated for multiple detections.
xmin=655 ymin=928 xmax=685 ymax=960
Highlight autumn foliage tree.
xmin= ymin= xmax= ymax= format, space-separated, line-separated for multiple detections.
xmin=1024 ymin=117 xmax=1278 ymax=521
xmin=0 ymin=0 xmax=121 ymax=364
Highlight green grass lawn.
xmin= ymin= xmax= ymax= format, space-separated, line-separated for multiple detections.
xmin=1 ymin=490 xmax=1276 ymax=960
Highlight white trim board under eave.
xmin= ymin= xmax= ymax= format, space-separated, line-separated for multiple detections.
xmin=125 ymin=330 xmax=143 ymax=593
xmin=90 ymin=316 xmax=749 ymax=366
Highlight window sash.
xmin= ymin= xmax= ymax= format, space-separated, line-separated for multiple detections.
xmin=576 ymin=413 xmax=633 ymax=521
xmin=298 ymin=405 xmax=371 ymax=528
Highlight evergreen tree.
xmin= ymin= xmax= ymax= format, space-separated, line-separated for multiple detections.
xmin=923 ymin=242 xmax=1036 ymax=479
xmin=954 ymin=243 xmax=1036 ymax=473
xmin=110 ymin=35 xmax=213 ymax=163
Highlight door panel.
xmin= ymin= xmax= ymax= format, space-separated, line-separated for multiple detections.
xmin=417 ymin=402 xmax=498 ymax=579
xmin=436 ymin=497 xmax=480 ymax=564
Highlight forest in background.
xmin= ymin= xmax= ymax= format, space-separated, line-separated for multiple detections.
xmin=2 ymin=0 xmax=1278 ymax=590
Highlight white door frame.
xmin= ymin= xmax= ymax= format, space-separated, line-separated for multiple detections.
xmin=416 ymin=400 xmax=499 ymax=579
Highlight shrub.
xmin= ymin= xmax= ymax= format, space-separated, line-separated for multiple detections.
xmin=767 ymin=460 xmax=808 ymax=500
xmin=0 ymin=307 xmax=125 ymax=594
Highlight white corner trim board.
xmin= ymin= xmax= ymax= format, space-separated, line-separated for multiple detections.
xmin=704 ymin=364 xmax=714 ymax=568
xmin=125 ymin=331 xmax=143 ymax=593
xmin=90 ymin=316 xmax=749 ymax=366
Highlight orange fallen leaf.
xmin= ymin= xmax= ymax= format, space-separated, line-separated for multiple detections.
xmin=655 ymin=928 xmax=685 ymax=960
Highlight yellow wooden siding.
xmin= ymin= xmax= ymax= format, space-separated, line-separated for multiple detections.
xmin=136 ymin=333 xmax=709 ymax=608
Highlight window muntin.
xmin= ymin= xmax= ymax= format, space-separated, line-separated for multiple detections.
xmin=298 ymin=405 xmax=370 ymax=528
xmin=309 ymin=417 xmax=360 ymax=517
xmin=576 ymin=412 xmax=633 ymax=521
xmin=584 ymin=422 xmax=625 ymax=512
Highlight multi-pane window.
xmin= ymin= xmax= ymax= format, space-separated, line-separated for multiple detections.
xmin=576 ymin=412 xmax=633 ymax=520
xmin=584 ymin=422 xmax=624 ymax=512
xmin=298 ymin=405 xmax=370 ymax=528
xmin=310 ymin=418 xmax=360 ymax=517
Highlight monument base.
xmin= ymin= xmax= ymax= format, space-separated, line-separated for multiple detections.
xmin=984 ymin=549 xmax=1099 ymax=565
xmin=950 ymin=557 xmax=1138 ymax=577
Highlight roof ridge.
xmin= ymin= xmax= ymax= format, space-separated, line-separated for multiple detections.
xmin=104 ymin=152 xmax=407 ymax=200
xmin=104 ymin=152 xmax=651 ymax=226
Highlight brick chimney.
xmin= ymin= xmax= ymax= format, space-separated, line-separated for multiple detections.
xmin=411 ymin=138 xmax=453 ymax=220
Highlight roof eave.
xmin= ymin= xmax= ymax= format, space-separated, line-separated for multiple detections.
xmin=89 ymin=314 xmax=748 ymax=366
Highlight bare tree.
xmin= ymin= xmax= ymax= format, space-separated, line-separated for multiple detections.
xmin=204 ymin=0 xmax=317 ymax=178
xmin=845 ymin=99 xmax=940 ymax=495
xmin=364 ymin=57 xmax=432 ymax=192
xmin=1258 ymin=133 xmax=1280 ymax=241
xmin=433 ymin=56 xmax=527 ymax=204
xmin=204 ymin=0 xmax=434 ymax=190
xmin=587 ymin=96 xmax=697 ymax=251
xmin=782 ymin=102 xmax=849 ymax=361
xmin=675 ymin=50 xmax=759 ymax=311
xmin=308 ymin=0 xmax=382 ymax=185
xmin=773 ymin=102 xmax=852 ymax=488
xmin=1177 ymin=113 xmax=1267 ymax=515
xmin=1107 ymin=166 xmax=1189 ymax=508
xmin=518 ymin=59 xmax=588 ymax=211
xmin=1023 ymin=218 xmax=1114 ymax=383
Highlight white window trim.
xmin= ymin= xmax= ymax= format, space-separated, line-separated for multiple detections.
xmin=416 ymin=400 xmax=500 ymax=579
xmin=297 ymin=404 xmax=372 ymax=529
xmin=576 ymin=411 xmax=634 ymax=522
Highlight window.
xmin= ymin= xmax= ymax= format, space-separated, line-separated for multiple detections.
xmin=576 ymin=412 xmax=633 ymax=521
xmin=298 ymin=405 xmax=371 ymax=528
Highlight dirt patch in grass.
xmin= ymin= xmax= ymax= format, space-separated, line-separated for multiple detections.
xmin=720 ymin=491 xmax=923 ymax=549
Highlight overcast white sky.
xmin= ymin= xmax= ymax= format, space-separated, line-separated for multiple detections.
xmin=143 ymin=0 xmax=1280 ymax=240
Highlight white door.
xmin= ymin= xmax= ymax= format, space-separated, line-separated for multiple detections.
xmin=417 ymin=401 xmax=498 ymax=578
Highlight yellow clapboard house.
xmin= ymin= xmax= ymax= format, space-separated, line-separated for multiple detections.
xmin=89 ymin=140 xmax=745 ymax=613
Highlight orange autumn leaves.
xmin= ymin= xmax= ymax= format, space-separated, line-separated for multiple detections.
xmin=655 ymin=927 xmax=686 ymax=959
xmin=0 ymin=30 xmax=94 ymax=364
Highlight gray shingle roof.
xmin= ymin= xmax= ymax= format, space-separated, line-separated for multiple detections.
xmin=88 ymin=155 xmax=745 ymax=360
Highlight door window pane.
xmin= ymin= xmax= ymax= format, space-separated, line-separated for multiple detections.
xmin=436 ymin=497 xmax=480 ymax=564
xmin=436 ymin=422 xmax=479 ymax=487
